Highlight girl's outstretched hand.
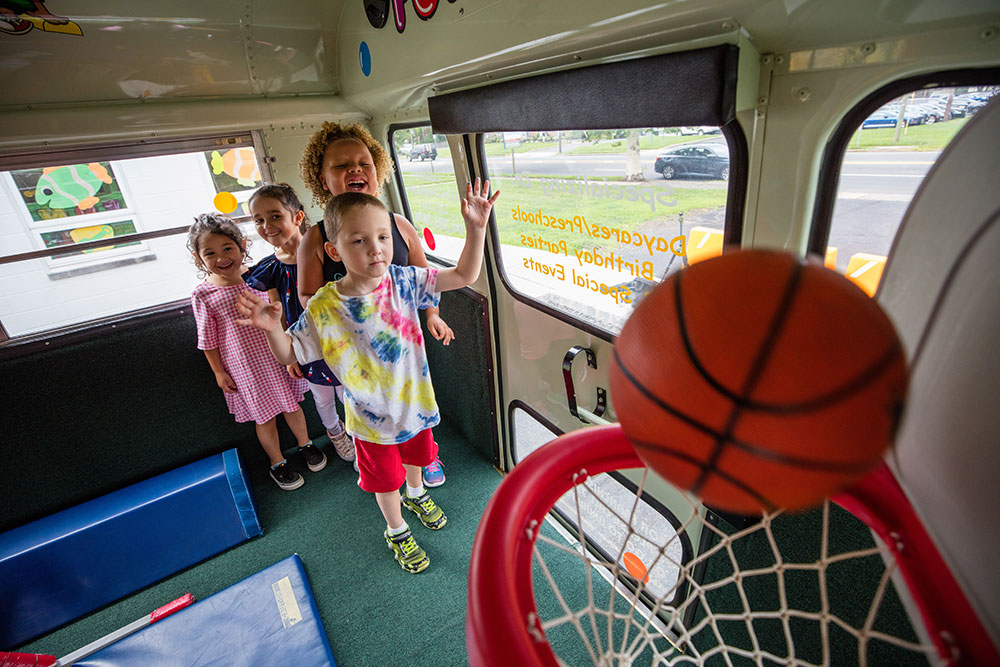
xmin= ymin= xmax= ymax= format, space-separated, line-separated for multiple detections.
xmin=236 ymin=289 xmax=283 ymax=331
xmin=460 ymin=178 xmax=499 ymax=230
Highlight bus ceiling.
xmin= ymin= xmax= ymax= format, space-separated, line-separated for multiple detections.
xmin=1 ymin=1 xmax=998 ymax=131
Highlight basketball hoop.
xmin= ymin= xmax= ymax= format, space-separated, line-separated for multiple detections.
xmin=466 ymin=424 xmax=998 ymax=666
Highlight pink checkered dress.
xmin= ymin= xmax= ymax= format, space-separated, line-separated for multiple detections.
xmin=191 ymin=282 xmax=307 ymax=424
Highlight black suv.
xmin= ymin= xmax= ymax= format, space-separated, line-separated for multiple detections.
xmin=408 ymin=143 xmax=438 ymax=161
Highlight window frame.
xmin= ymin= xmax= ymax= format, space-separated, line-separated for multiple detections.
xmin=388 ymin=121 xmax=456 ymax=268
xmin=0 ymin=130 xmax=271 ymax=348
xmin=2 ymin=162 xmax=153 ymax=278
xmin=479 ymin=122 xmax=747 ymax=343
xmin=808 ymin=67 xmax=1000 ymax=257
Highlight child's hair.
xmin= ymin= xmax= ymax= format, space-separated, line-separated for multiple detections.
xmin=323 ymin=192 xmax=388 ymax=243
xmin=299 ymin=121 xmax=393 ymax=207
xmin=249 ymin=183 xmax=310 ymax=234
xmin=187 ymin=212 xmax=251 ymax=276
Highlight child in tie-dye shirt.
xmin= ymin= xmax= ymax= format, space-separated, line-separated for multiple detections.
xmin=237 ymin=182 xmax=499 ymax=574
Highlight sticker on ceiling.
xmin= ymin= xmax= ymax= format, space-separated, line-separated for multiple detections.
xmin=360 ymin=41 xmax=372 ymax=77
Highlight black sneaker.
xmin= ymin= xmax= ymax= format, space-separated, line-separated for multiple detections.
xmin=299 ymin=443 xmax=327 ymax=472
xmin=269 ymin=461 xmax=304 ymax=490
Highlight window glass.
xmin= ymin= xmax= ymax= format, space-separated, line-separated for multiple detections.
xmin=512 ymin=407 xmax=686 ymax=605
xmin=0 ymin=142 xmax=265 ymax=338
xmin=391 ymin=126 xmax=457 ymax=261
xmin=827 ymin=86 xmax=997 ymax=296
xmin=486 ymin=128 xmax=729 ymax=335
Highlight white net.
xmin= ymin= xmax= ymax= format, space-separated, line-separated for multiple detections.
xmin=529 ymin=465 xmax=939 ymax=666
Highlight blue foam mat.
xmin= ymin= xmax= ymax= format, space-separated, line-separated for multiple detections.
xmin=78 ymin=555 xmax=335 ymax=666
xmin=0 ymin=449 xmax=261 ymax=648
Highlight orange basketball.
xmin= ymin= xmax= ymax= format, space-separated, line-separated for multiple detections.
xmin=609 ymin=249 xmax=908 ymax=514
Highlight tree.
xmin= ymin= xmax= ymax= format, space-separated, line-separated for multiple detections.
xmin=624 ymin=129 xmax=644 ymax=182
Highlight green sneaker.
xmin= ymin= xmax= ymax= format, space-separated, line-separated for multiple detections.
xmin=402 ymin=490 xmax=447 ymax=530
xmin=384 ymin=528 xmax=429 ymax=573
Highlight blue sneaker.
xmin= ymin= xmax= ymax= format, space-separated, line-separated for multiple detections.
xmin=423 ymin=456 xmax=445 ymax=488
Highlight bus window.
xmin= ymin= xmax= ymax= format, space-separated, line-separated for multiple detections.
xmin=512 ymin=405 xmax=691 ymax=608
xmin=0 ymin=138 xmax=267 ymax=338
xmin=390 ymin=125 xmax=457 ymax=263
xmin=485 ymin=127 xmax=729 ymax=335
xmin=826 ymin=86 xmax=997 ymax=296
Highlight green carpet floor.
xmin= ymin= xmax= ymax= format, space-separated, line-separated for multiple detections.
xmin=18 ymin=419 xmax=502 ymax=666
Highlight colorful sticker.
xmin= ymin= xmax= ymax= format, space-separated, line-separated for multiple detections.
xmin=363 ymin=0 xmax=456 ymax=34
xmin=0 ymin=0 xmax=81 ymax=36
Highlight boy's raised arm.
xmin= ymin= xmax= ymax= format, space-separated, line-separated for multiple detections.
xmin=235 ymin=290 xmax=298 ymax=366
xmin=436 ymin=178 xmax=499 ymax=293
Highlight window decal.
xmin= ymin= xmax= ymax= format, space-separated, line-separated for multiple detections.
xmin=207 ymin=148 xmax=261 ymax=190
xmin=39 ymin=220 xmax=140 ymax=258
xmin=13 ymin=162 xmax=124 ymax=221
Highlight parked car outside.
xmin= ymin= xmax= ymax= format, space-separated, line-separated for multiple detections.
xmin=678 ymin=126 xmax=722 ymax=136
xmin=654 ymin=143 xmax=729 ymax=180
xmin=862 ymin=112 xmax=897 ymax=129
xmin=877 ymin=105 xmax=927 ymax=126
xmin=408 ymin=143 xmax=438 ymax=161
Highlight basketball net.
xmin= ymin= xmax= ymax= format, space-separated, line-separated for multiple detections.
xmin=467 ymin=424 xmax=997 ymax=666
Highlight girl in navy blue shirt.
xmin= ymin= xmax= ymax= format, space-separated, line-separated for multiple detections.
xmin=245 ymin=183 xmax=358 ymax=471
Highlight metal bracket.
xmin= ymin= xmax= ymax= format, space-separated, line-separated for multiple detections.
xmin=562 ymin=345 xmax=607 ymax=424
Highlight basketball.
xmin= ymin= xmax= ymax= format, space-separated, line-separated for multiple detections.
xmin=609 ymin=249 xmax=908 ymax=514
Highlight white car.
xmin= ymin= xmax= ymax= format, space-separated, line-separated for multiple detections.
xmin=678 ymin=126 xmax=722 ymax=135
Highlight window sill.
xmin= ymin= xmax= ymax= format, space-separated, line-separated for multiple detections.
xmin=47 ymin=251 xmax=157 ymax=280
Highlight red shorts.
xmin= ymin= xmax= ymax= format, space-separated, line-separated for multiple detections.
xmin=355 ymin=429 xmax=438 ymax=493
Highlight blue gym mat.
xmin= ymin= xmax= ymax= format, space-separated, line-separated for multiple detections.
xmin=77 ymin=554 xmax=335 ymax=666
xmin=0 ymin=449 xmax=261 ymax=648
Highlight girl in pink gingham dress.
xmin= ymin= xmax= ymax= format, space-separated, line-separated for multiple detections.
xmin=187 ymin=213 xmax=313 ymax=491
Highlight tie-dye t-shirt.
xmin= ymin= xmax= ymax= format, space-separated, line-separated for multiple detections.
xmin=287 ymin=264 xmax=441 ymax=445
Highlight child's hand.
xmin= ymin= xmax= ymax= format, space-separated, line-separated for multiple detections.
xmin=235 ymin=289 xmax=283 ymax=331
xmin=286 ymin=364 xmax=304 ymax=379
xmin=460 ymin=178 xmax=499 ymax=231
xmin=426 ymin=311 xmax=455 ymax=346
xmin=215 ymin=371 xmax=237 ymax=393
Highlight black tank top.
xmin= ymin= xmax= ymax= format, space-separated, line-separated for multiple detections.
xmin=318 ymin=211 xmax=410 ymax=283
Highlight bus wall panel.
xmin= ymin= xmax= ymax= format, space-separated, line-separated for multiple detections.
xmin=423 ymin=289 xmax=497 ymax=466
xmin=0 ymin=312 xmax=322 ymax=533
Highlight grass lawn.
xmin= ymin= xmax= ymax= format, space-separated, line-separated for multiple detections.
xmin=847 ymin=117 xmax=969 ymax=150
xmin=404 ymin=175 xmax=726 ymax=254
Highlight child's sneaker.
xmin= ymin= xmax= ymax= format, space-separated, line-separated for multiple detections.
xmin=422 ymin=455 xmax=446 ymax=487
xmin=328 ymin=428 xmax=356 ymax=462
xmin=299 ymin=443 xmax=327 ymax=472
xmin=269 ymin=461 xmax=304 ymax=491
xmin=402 ymin=490 xmax=447 ymax=530
xmin=384 ymin=528 xmax=429 ymax=573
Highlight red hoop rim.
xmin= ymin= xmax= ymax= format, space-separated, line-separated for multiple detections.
xmin=466 ymin=424 xmax=641 ymax=667
xmin=466 ymin=424 xmax=999 ymax=667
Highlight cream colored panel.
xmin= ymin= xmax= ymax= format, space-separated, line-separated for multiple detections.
xmin=0 ymin=96 xmax=366 ymax=151
xmin=878 ymin=99 xmax=1000 ymax=646
xmin=748 ymin=22 xmax=1000 ymax=251
xmin=0 ymin=0 xmax=340 ymax=107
